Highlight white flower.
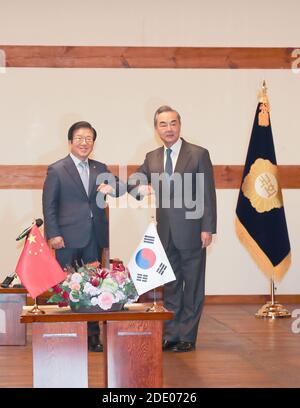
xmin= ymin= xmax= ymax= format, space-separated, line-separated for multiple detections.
xmin=83 ymin=282 xmax=101 ymax=296
xmin=90 ymin=296 xmax=99 ymax=306
xmin=114 ymin=290 xmax=126 ymax=302
xmin=71 ymin=273 xmax=82 ymax=284
xmin=89 ymin=286 xmax=101 ymax=296
xmin=83 ymin=282 xmax=93 ymax=293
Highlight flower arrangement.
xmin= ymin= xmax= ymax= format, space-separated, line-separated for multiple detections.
xmin=48 ymin=260 xmax=139 ymax=312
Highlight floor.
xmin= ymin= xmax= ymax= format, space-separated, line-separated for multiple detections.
xmin=1 ymin=303 xmax=299 ymax=388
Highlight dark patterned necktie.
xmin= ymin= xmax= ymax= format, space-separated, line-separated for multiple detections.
xmin=165 ymin=148 xmax=173 ymax=176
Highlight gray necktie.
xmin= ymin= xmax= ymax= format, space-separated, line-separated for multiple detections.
xmin=79 ymin=161 xmax=89 ymax=195
xmin=165 ymin=148 xmax=173 ymax=176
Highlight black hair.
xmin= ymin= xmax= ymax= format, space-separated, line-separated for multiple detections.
xmin=67 ymin=121 xmax=97 ymax=141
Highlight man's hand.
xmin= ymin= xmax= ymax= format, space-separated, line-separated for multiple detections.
xmin=49 ymin=236 xmax=65 ymax=250
xmin=138 ymin=185 xmax=155 ymax=196
xmin=97 ymin=183 xmax=114 ymax=195
xmin=201 ymin=232 xmax=212 ymax=248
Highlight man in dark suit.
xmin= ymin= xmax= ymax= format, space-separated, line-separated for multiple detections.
xmin=42 ymin=121 xmax=124 ymax=352
xmin=128 ymin=106 xmax=217 ymax=352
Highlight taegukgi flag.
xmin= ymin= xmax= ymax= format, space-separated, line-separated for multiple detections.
xmin=128 ymin=222 xmax=176 ymax=295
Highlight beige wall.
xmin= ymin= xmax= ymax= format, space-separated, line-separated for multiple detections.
xmin=0 ymin=0 xmax=299 ymax=46
xmin=0 ymin=1 xmax=299 ymax=294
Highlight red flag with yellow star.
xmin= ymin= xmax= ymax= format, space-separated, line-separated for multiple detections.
xmin=15 ymin=225 xmax=66 ymax=298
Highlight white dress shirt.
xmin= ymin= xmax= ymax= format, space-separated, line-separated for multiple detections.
xmin=163 ymin=138 xmax=182 ymax=172
xmin=70 ymin=153 xmax=90 ymax=179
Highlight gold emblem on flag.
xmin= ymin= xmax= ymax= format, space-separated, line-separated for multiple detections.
xmin=242 ymin=158 xmax=283 ymax=213
xmin=258 ymin=102 xmax=270 ymax=127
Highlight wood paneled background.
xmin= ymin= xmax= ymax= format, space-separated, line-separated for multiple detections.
xmin=1 ymin=45 xmax=299 ymax=189
xmin=0 ymin=45 xmax=300 ymax=189
xmin=0 ymin=164 xmax=299 ymax=189
xmin=1 ymin=46 xmax=298 ymax=69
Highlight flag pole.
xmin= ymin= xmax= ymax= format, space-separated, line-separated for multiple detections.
xmin=254 ymin=81 xmax=291 ymax=319
xmin=255 ymin=273 xmax=291 ymax=318
xmin=146 ymin=288 xmax=165 ymax=312
xmin=146 ymin=215 xmax=165 ymax=312
xmin=28 ymin=297 xmax=45 ymax=315
xmin=18 ymin=220 xmax=45 ymax=315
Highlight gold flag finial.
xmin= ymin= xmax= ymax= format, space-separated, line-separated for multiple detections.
xmin=258 ymin=80 xmax=270 ymax=126
xmin=258 ymin=80 xmax=268 ymax=104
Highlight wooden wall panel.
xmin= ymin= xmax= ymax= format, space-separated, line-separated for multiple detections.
xmin=0 ymin=165 xmax=47 ymax=189
xmin=1 ymin=46 xmax=298 ymax=69
xmin=0 ymin=164 xmax=299 ymax=189
xmin=0 ymin=45 xmax=299 ymax=188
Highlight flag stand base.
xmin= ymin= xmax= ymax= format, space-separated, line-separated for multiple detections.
xmin=255 ymin=277 xmax=291 ymax=319
xmin=28 ymin=299 xmax=45 ymax=315
xmin=146 ymin=302 xmax=165 ymax=313
xmin=255 ymin=301 xmax=291 ymax=319
xmin=146 ymin=287 xmax=165 ymax=312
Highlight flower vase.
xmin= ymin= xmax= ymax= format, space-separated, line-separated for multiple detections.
xmin=70 ymin=302 xmax=124 ymax=313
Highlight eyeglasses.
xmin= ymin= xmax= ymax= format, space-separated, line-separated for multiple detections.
xmin=73 ymin=136 xmax=94 ymax=144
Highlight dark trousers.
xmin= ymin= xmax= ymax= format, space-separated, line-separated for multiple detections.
xmin=56 ymin=232 xmax=102 ymax=338
xmin=163 ymin=234 xmax=206 ymax=344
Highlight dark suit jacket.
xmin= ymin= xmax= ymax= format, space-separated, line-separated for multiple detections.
xmin=42 ymin=155 xmax=124 ymax=249
xmin=129 ymin=138 xmax=217 ymax=250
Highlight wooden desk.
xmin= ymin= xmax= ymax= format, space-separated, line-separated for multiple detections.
xmin=21 ymin=304 xmax=173 ymax=388
xmin=0 ymin=288 xmax=27 ymax=345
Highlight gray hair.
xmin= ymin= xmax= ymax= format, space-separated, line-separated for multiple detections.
xmin=153 ymin=105 xmax=181 ymax=128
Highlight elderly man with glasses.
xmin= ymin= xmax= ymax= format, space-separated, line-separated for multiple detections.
xmin=42 ymin=121 xmax=125 ymax=352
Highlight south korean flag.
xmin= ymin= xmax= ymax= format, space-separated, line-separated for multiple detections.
xmin=127 ymin=222 xmax=176 ymax=295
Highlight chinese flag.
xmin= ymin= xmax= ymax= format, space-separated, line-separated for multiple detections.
xmin=15 ymin=225 xmax=66 ymax=298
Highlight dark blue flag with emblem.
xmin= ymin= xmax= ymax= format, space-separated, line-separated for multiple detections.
xmin=235 ymin=85 xmax=291 ymax=281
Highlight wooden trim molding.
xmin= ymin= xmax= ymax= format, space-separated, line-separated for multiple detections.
xmin=1 ymin=46 xmax=298 ymax=69
xmin=139 ymin=290 xmax=300 ymax=304
xmin=30 ymin=292 xmax=300 ymax=305
xmin=0 ymin=165 xmax=47 ymax=189
xmin=205 ymin=294 xmax=300 ymax=305
xmin=0 ymin=164 xmax=299 ymax=189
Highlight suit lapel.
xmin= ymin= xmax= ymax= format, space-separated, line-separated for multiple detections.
xmin=63 ymin=155 xmax=88 ymax=198
xmin=153 ymin=139 xmax=191 ymax=174
xmin=174 ymin=138 xmax=192 ymax=174
xmin=154 ymin=147 xmax=164 ymax=174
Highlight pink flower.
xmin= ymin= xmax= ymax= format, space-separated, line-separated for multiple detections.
xmin=70 ymin=282 xmax=81 ymax=291
xmin=111 ymin=271 xmax=127 ymax=285
xmin=98 ymin=292 xmax=114 ymax=310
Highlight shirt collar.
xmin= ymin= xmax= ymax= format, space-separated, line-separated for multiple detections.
xmin=164 ymin=137 xmax=182 ymax=155
xmin=70 ymin=153 xmax=89 ymax=167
